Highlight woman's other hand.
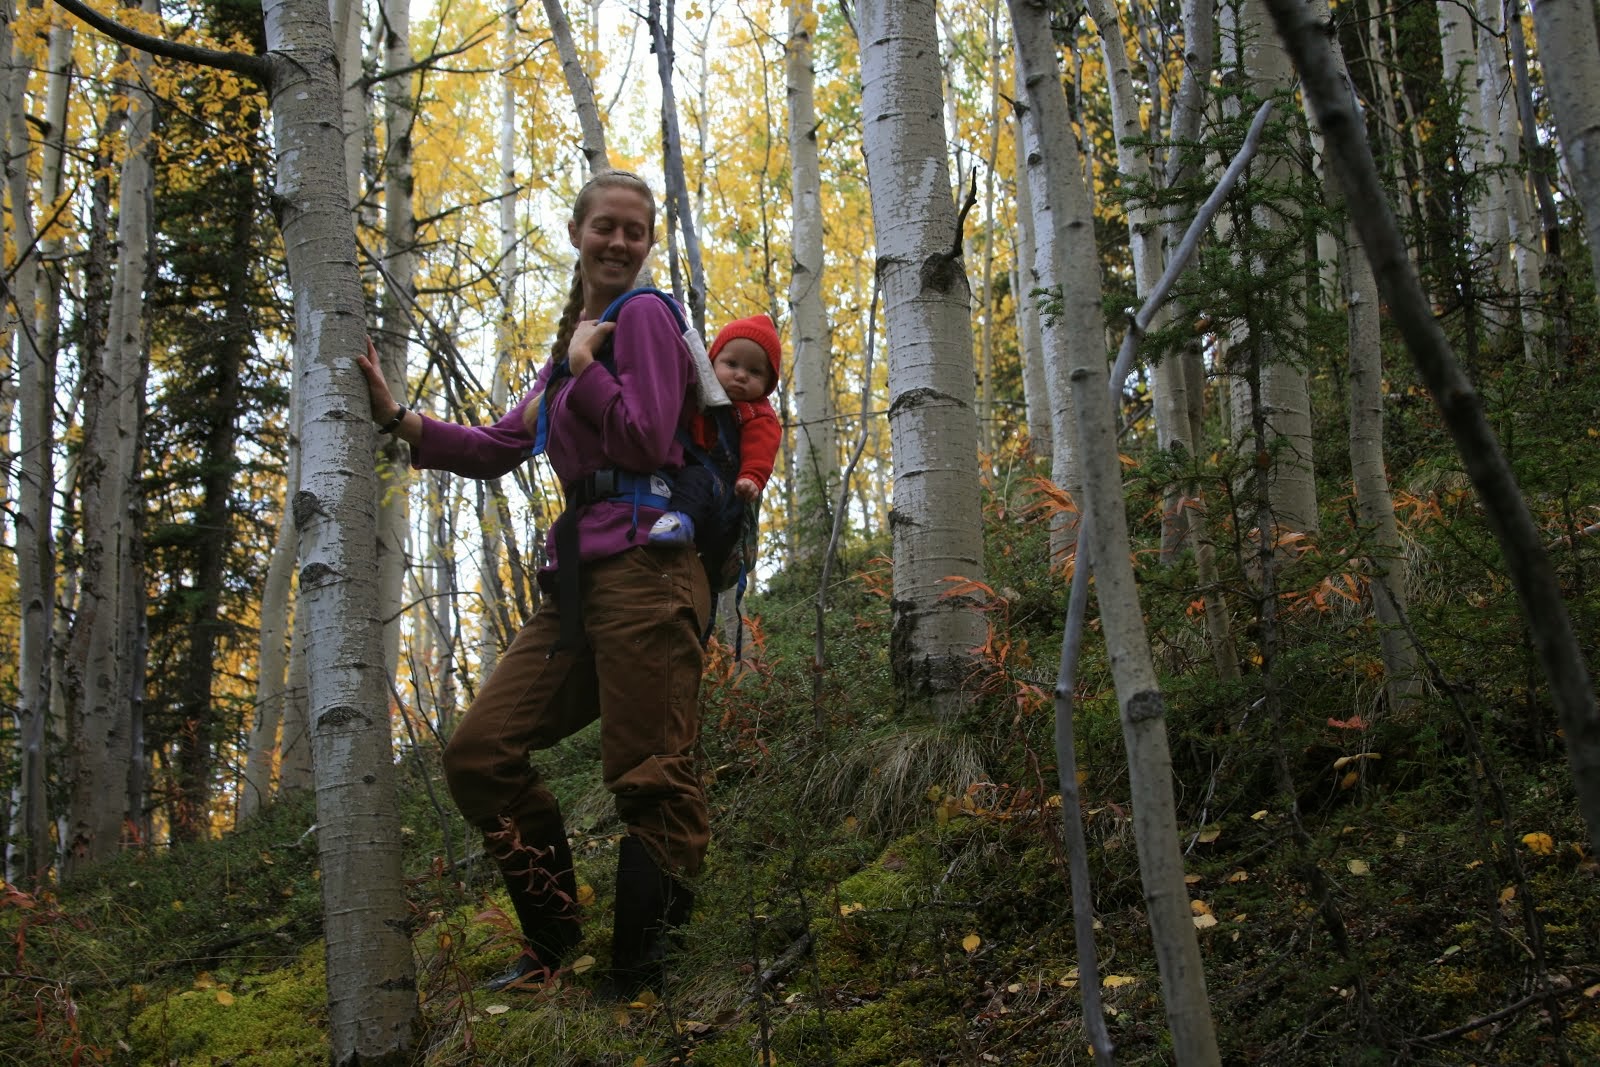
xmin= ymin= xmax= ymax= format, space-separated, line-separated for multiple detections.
xmin=565 ymin=319 xmax=616 ymax=377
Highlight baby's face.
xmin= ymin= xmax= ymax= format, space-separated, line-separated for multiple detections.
xmin=713 ymin=338 xmax=772 ymax=402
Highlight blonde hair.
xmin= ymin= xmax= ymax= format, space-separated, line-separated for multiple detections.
xmin=547 ymin=170 xmax=658 ymax=366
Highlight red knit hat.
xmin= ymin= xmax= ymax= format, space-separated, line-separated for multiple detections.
xmin=709 ymin=314 xmax=782 ymax=396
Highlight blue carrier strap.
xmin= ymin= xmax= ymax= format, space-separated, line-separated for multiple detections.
xmin=531 ymin=288 xmax=687 ymax=458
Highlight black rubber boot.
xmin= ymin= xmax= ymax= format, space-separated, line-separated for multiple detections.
xmin=482 ymin=820 xmax=582 ymax=992
xmin=605 ymin=835 xmax=694 ymax=1000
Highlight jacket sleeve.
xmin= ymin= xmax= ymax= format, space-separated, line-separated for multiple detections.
xmin=736 ymin=400 xmax=782 ymax=490
xmin=410 ymin=389 xmax=538 ymax=478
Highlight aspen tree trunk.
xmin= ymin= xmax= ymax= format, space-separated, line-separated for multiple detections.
xmin=1508 ymin=0 xmax=1566 ymax=351
xmin=279 ymin=602 xmax=314 ymax=792
xmin=1528 ymin=0 xmax=1600 ymax=305
xmin=1221 ymin=0 xmax=1317 ymax=536
xmin=332 ymin=0 xmax=365 ymax=210
xmin=1010 ymin=123 xmax=1052 ymax=460
xmin=262 ymin=0 xmax=419 ymax=1051
xmin=1010 ymin=0 xmax=1221 ymax=1057
xmin=4 ymin=0 xmax=53 ymax=882
xmin=1087 ymin=0 xmax=1179 ymax=553
xmin=376 ymin=0 xmax=414 ymax=685
xmin=66 ymin=0 xmax=158 ymax=871
xmin=787 ymin=0 xmax=838 ymax=563
xmin=649 ymin=0 xmax=706 ymax=333
xmin=542 ymin=0 xmax=610 ymax=173
xmin=1438 ymin=0 xmax=1512 ymax=334
xmin=1306 ymin=0 xmax=1421 ymax=712
xmin=477 ymin=3 xmax=521 ymax=679
xmin=1474 ymin=0 xmax=1539 ymax=348
xmin=854 ymin=0 xmax=988 ymax=713
xmin=241 ymin=438 xmax=300 ymax=823
xmin=1012 ymin=53 xmax=1085 ymax=566
xmin=976 ymin=0 xmax=1003 ymax=463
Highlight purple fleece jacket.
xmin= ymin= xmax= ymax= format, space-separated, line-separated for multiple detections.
xmin=410 ymin=296 xmax=694 ymax=571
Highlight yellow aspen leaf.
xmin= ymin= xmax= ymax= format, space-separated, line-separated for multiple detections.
xmin=193 ymin=973 xmax=214 ymax=989
xmin=1251 ymin=810 xmax=1269 ymax=821
xmin=484 ymin=1004 xmax=510 ymax=1016
xmin=1347 ymin=859 xmax=1370 ymax=875
xmin=1583 ymin=983 xmax=1600 ymax=998
xmin=215 ymin=990 xmax=234 ymax=1006
xmin=633 ymin=990 xmax=659 ymax=1007
xmin=1184 ymin=873 xmax=1202 ymax=885
xmin=839 ymin=902 xmax=864 ymax=916
xmin=613 ymin=1008 xmax=632 ymax=1026
xmin=1339 ymin=770 xmax=1360 ymax=790
xmin=962 ymin=932 xmax=982 ymax=953
xmin=1333 ymin=752 xmax=1381 ymax=770
xmin=1196 ymin=827 xmax=1221 ymax=844
xmin=843 ymin=816 xmax=859 ymax=830
xmin=437 ymin=932 xmax=452 ymax=951
xmin=1102 ymin=974 xmax=1137 ymax=989
xmin=1521 ymin=832 xmax=1554 ymax=855
xmin=925 ymin=785 xmax=944 ymax=802
xmin=678 ymin=1020 xmax=712 ymax=1035
xmin=172 ymin=900 xmax=185 ymax=911
xmin=1233 ymin=914 xmax=1249 ymax=922
xmin=570 ymin=955 xmax=596 ymax=975
xmin=1498 ymin=886 xmax=1516 ymax=903
xmin=633 ymin=1058 xmax=647 ymax=1067
xmin=1227 ymin=870 xmax=1249 ymax=883
xmin=1193 ymin=913 xmax=1218 ymax=929
xmin=259 ymin=851 xmax=274 ymax=865
xmin=577 ymin=884 xmax=596 ymax=906
xmin=1191 ymin=899 xmax=1213 ymax=915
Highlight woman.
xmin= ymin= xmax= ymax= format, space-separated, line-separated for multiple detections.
xmin=357 ymin=170 xmax=711 ymax=997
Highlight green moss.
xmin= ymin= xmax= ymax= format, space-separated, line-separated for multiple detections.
xmin=127 ymin=943 xmax=328 ymax=1066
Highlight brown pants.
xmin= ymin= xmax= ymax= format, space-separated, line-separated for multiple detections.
xmin=442 ymin=544 xmax=712 ymax=877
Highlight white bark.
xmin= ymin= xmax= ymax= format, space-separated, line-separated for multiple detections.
xmin=1477 ymin=0 xmax=1544 ymax=353
xmin=1009 ymin=0 xmax=1220 ymax=1058
xmin=1529 ymin=0 xmax=1600 ymax=304
xmin=241 ymin=437 xmax=300 ymax=824
xmin=541 ymin=0 xmax=610 ymax=173
xmin=787 ymin=0 xmax=838 ymax=561
xmin=4 ymin=0 xmax=53 ymax=882
xmin=1012 ymin=41 xmax=1087 ymax=566
xmin=854 ymin=0 xmax=988 ymax=712
xmin=1438 ymin=0 xmax=1513 ymax=329
xmin=1221 ymin=0 xmax=1317 ymax=536
xmin=262 ymin=0 xmax=417 ymax=1051
xmin=376 ymin=0 xmax=414 ymax=685
xmin=1011 ymin=130 xmax=1051 ymax=459
xmin=1305 ymin=0 xmax=1420 ymax=712
xmin=66 ymin=1 xmax=158 ymax=873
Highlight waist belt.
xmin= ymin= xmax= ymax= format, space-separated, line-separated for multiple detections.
xmin=551 ymin=468 xmax=675 ymax=653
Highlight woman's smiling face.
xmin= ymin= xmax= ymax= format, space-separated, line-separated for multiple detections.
xmin=569 ymin=186 xmax=655 ymax=311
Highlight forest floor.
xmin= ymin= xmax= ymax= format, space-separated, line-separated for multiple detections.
xmin=8 ymin=451 xmax=1600 ymax=1066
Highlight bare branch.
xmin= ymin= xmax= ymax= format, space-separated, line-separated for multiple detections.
xmin=51 ymin=0 xmax=270 ymax=82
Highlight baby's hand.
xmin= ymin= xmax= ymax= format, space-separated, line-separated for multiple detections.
xmin=735 ymin=477 xmax=760 ymax=501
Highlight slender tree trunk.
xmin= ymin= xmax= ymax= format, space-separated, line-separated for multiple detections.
xmin=541 ymin=0 xmax=609 ymax=173
xmin=1529 ymin=0 xmax=1600 ymax=305
xmin=1222 ymin=0 xmax=1317 ymax=536
xmin=787 ymin=0 xmax=838 ymax=564
xmin=4 ymin=0 xmax=54 ymax=883
xmin=1305 ymin=0 xmax=1421 ymax=712
xmin=1010 ymin=127 xmax=1052 ymax=460
xmin=1010 ymin=0 xmax=1221 ymax=1057
xmin=855 ymin=0 xmax=988 ymax=714
xmin=241 ymin=438 xmax=300 ymax=823
xmin=376 ymin=0 xmax=415 ymax=686
xmin=649 ymin=0 xmax=706 ymax=333
xmin=66 ymin=0 xmax=159 ymax=872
